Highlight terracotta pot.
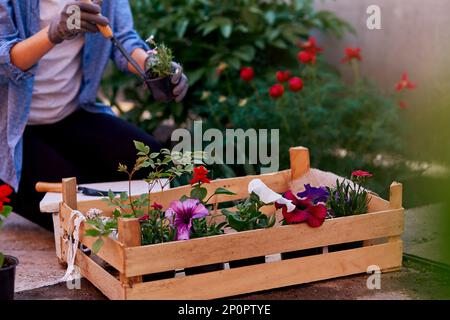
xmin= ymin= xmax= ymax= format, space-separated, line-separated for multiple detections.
xmin=143 ymin=270 xmax=176 ymax=282
xmin=184 ymin=263 xmax=224 ymax=276
xmin=281 ymin=248 xmax=322 ymax=260
xmin=229 ymin=256 xmax=265 ymax=268
xmin=145 ymin=76 xmax=174 ymax=102
xmin=0 ymin=255 xmax=18 ymax=300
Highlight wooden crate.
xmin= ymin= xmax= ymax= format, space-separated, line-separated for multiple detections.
xmin=57 ymin=147 xmax=404 ymax=300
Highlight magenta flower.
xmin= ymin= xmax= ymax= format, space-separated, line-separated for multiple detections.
xmin=165 ymin=199 xmax=209 ymax=240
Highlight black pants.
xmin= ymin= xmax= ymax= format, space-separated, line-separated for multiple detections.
xmin=11 ymin=109 xmax=161 ymax=230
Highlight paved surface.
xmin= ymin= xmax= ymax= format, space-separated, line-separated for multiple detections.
xmin=2 ymin=204 xmax=449 ymax=300
xmin=13 ymin=259 xmax=450 ymax=300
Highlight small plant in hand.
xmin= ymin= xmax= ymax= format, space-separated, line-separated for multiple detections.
xmin=0 ymin=184 xmax=13 ymax=268
xmin=326 ymin=170 xmax=372 ymax=218
xmin=145 ymin=36 xmax=174 ymax=79
xmin=144 ymin=36 xmax=177 ymax=102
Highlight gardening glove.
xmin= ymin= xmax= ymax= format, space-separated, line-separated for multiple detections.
xmin=47 ymin=1 xmax=110 ymax=44
xmin=171 ymin=62 xmax=189 ymax=102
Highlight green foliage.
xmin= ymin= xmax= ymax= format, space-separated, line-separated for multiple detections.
xmin=86 ymin=141 xmax=202 ymax=251
xmin=102 ymin=0 xmax=353 ymax=133
xmin=141 ymin=209 xmax=176 ymax=245
xmin=222 ymin=192 xmax=276 ymax=232
xmin=0 ymin=204 xmax=12 ymax=268
xmin=190 ymin=218 xmax=227 ymax=239
xmin=145 ymin=38 xmax=174 ymax=79
xmin=326 ymin=179 xmax=370 ymax=217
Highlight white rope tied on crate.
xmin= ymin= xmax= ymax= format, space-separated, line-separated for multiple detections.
xmin=60 ymin=210 xmax=86 ymax=282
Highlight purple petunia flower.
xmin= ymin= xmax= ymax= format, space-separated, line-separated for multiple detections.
xmin=165 ymin=199 xmax=209 ymax=240
xmin=297 ymin=184 xmax=329 ymax=204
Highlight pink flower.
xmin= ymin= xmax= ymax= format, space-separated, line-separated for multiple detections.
xmin=351 ymin=170 xmax=373 ymax=178
xmin=275 ymin=191 xmax=327 ymax=228
xmin=139 ymin=214 xmax=150 ymax=222
xmin=165 ymin=199 xmax=209 ymax=240
xmin=151 ymin=202 xmax=163 ymax=210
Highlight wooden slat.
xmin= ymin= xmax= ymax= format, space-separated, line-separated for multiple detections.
xmin=124 ymin=209 xmax=403 ymax=277
xmin=126 ymin=240 xmax=403 ymax=300
xmin=59 ymin=203 xmax=125 ymax=272
xmin=368 ymin=194 xmax=391 ymax=212
xmin=390 ymin=182 xmax=403 ymax=209
xmin=62 ymin=177 xmax=78 ymax=209
xmin=118 ymin=218 xmax=142 ymax=286
xmin=75 ymin=250 xmax=124 ymax=300
xmin=289 ymin=147 xmax=310 ymax=180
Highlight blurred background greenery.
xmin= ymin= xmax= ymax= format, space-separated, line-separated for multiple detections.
xmin=100 ymin=0 xmax=448 ymax=211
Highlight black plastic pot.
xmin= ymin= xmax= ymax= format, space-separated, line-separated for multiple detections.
xmin=328 ymin=241 xmax=363 ymax=253
xmin=143 ymin=270 xmax=176 ymax=282
xmin=145 ymin=76 xmax=175 ymax=102
xmin=229 ymin=256 xmax=265 ymax=268
xmin=281 ymin=248 xmax=322 ymax=260
xmin=0 ymin=255 xmax=18 ymax=300
xmin=184 ymin=263 xmax=224 ymax=276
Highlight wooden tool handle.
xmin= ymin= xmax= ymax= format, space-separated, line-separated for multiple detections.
xmin=82 ymin=0 xmax=114 ymax=39
xmin=35 ymin=182 xmax=63 ymax=193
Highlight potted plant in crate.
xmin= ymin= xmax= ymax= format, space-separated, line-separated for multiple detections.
xmin=182 ymin=166 xmax=233 ymax=275
xmin=0 ymin=184 xmax=18 ymax=300
xmin=222 ymin=179 xmax=277 ymax=268
xmin=326 ymin=170 xmax=372 ymax=252
xmin=144 ymin=36 xmax=176 ymax=102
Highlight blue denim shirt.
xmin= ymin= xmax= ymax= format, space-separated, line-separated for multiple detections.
xmin=0 ymin=0 xmax=148 ymax=190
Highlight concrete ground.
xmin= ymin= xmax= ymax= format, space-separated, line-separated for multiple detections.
xmin=2 ymin=205 xmax=450 ymax=300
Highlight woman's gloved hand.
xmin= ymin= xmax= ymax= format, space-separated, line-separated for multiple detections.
xmin=47 ymin=1 xmax=109 ymax=44
xmin=171 ymin=62 xmax=189 ymax=102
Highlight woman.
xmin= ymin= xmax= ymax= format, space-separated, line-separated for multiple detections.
xmin=0 ymin=0 xmax=189 ymax=229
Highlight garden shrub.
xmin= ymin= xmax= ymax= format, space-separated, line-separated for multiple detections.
xmin=101 ymin=0 xmax=409 ymax=198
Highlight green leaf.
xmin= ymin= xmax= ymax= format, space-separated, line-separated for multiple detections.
xmin=213 ymin=187 xmax=236 ymax=196
xmin=264 ymin=11 xmax=276 ymax=25
xmin=220 ymin=23 xmax=233 ymax=38
xmin=176 ymin=19 xmax=189 ymax=38
xmin=190 ymin=187 xmax=208 ymax=201
xmin=134 ymin=141 xmax=150 ymax=155
xmin=0 ymin=252 xmax=4 ymax=268
xmin=112 ymin=209 xmax=121 ymax=218
xmin=92 ymin=238 xmax=104 ymax=254
xmin=85 ymin=229 xmax=101 ymax=237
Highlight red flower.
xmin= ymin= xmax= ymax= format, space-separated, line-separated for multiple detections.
xmin=276 ymin=70 xmax=291 ymax=82
xmin=341 ymin=47 xmax=362 ymax=63
xmin=275 ymin=191 xmax=327 ymax=228
xmin=0 ymin=184 xmax=13 ymax=212
xmin=269 ymin=84 xmax=285 ymax=99
xmin=351 ymin=170 xmax=373 ymax=178
xmin=151 ymin=202 xmax=163 ymax=211
xmin=240 ymin=67 xmax=255 ymax=82
xmin=190 ymin=166 xmax=211 ymax=185
xmin=298 ymin=36 xmax=323 ymax=55
xmin=297 ymin=51 xmax=316 ymax=64
xmin=139 ymin=214 xmax=150 ymax=222
xmin=399 ymin=101 xmax=408 ymax=109
xmin=396 ymin=73 xmax=416 ymax=92
xmin=289 ymin=77 xmax=304 ymax=92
